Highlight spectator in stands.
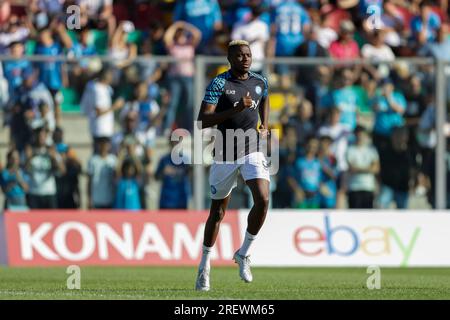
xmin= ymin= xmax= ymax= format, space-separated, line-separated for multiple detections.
xmin=112 ymin=110 xmax=154 ymax=208
xmin=114 ymin=147 xmax=142 ymax=210
xmin=67 ymin=28 xmax=97 ymax=95
xmin=410 ymin=0 xmax=441 ymax=46
xmin=34 ymin=19 xmax=72 ymax=123
xmin=147 ymin=20 xmax=166 ymax=56
xmin=371 ymin=77 xmax=407 ymax=155
xmin=322 ymin=68 xmax=360 ymax=132
xmin=54 ymin=127 xmax=82 ymax=209
xmin=318 ymin=135 xmax=338 ymax=209
xmin=80 ymin=68 xmax=125 ymax=151
xmin=20 ymin=68 xmax=56 ymax=130
xmin=231 ymin=4 xmax=270 ymax=74
xmin=9 ymin=68 xmax=56 ymax=151
xmin=87 ymin=136 xmax=116 ymax=209
xmin=285 ymin=98 xmax=315 ymax=152
xmin=273 ymin=124 xmax=297 ymax=208
xmin=346 ymin=126 xmax=380 ymax=209
xmin=329 ymin=20 xmax=360 ymax=60
xmin=0 ymin=149 xmax=28 ymax=209
xmin=120 ymin=82 xmax=162 ymax=139
xmin=269 ymin=0 xmax=311 ymax=88
xmin=378 ymin=126 xmax=414 ymax=209
xmin=308 ymin=7 xmax=337 ymax=49
xmin=155 ymin=139 xmax=191 ymax=209
xmin=0 ymin=14 xmax=30 ymax=54
xmin=173 ymin=0 xmax=222 ymax=50
xmin=318 ymin=107 xmax=350 ymax=208
xmin=78 ymin=0 xmax=116 ymax=38
xmin=361 ymin=30 xmax=396 ymax=78
xmin=163 ymin=21 xmax=201 ymax=134
xmin=294 ymin=27 xmax=329 ymax=107
xmin=3 ymin=41 xmax=32 ymax=98
xmin=109 ymin=21 xmax=138 ymax=85
xmin=419 ymin=24 xmax=450 ymax=61
xmin=24 ymin=123 xmax=65 ymax=209
xmin=288 ymin=136 xmax=322 ymax=209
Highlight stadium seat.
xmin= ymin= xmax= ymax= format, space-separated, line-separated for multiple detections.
xmin=60 ymin=87 xmax=81 ymax=113
xmin=88 ymin=30 xmax=108 ymax=55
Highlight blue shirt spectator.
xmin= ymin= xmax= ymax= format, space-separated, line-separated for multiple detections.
xmin=319 ymin=155 xmax=338 ymax=209
xmin=372 ymin=81 xmax=407 ymax=137
xmin=35 ymin=41 xmax=63 ymax=92
xmin=3 ymin=42 xmax=32 ymax=96
xmin=293 ymin=156 xmax=322 ymax=193
xmin=410 ymin=10 xmax=441 ymax=44
xmin=155 ymin=153 xmax=190 ymax=209
xmin=329 ymin=86 xmax=360 ymax=131
xmin=271 ymin=0 xmax=311 ymax=56
xmin=114 ymin=178 xmax=141 ymax=210
xmin=174 ymin=0 xmax=222 ymax=47
xmin=4 ymin=59 xmax=32 ymax=96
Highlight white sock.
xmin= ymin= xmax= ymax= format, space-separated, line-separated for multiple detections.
xmin=238 ymin=231 xmax=257 ymax=257
xmin=199 ymin=245 xmax=212 ymax=271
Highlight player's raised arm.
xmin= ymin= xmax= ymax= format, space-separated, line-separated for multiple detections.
xmin=197 ymin=92 xmax=252 ymax=129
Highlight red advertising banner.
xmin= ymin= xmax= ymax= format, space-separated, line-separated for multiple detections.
xmin=4 ymin=210 xmax=241 ymax=267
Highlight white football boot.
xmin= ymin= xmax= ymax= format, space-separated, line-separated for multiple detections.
xmin=233 ymin=250 xmax=253 ymax=283
xmin=195 ymin=268 xmax=210 ymax=291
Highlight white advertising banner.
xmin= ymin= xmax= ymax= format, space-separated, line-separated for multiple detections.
xmin=238 ymin=210 xmax=450 ymax=267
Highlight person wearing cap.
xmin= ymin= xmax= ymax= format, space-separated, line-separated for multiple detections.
xmin=329 ymin=20 xmax=360 ymax=60
xmin=346 ymin=125 xmax=380 ymax=209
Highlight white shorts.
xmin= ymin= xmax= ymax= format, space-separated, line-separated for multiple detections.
xmin=209 ymin=152 xmax=270 ymax=200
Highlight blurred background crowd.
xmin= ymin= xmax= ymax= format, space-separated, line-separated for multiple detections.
xmin=0 ymin=0 xmax=449 ymax=211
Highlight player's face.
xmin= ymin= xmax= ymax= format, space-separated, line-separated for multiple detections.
xmin=229 ymin=45 xmax=252 ymax=73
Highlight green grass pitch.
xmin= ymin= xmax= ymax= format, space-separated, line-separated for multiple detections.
xmin=0 ymin=266 xmax=449 ymax=299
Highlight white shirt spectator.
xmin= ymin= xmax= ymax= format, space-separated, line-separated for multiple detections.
xmin=318 ymin=123 xmax=350 ymax=171
xmin=231 ymin=18 xmax=269 ymax=71
xmin=361 ymin=44 xmax=395 ymax=61
xmin=87 ymin=153 xmax=117 ymax=207
xmin=315 ymin=26 xmax=337 ymax=49
xmin=81 ymin=80 xmax=115 ymax=138
xmin=346 ymin=144 xmax=379 ymax=192
xmin=0 ymin=27 xmax=29 ymax=54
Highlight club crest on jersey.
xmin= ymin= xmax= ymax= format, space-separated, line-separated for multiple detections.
xmin=255 ymin=86 xmax=262 ymax=95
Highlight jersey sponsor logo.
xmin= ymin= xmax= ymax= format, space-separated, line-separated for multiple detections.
xmin=233 ymin=100 xmax=260 ymax=110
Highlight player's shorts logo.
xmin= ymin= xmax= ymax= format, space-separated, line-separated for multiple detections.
xmin=255 ymin=86 xmax=262 ymax=95
xmin=211 ymin=185 xmax=217 ymax=195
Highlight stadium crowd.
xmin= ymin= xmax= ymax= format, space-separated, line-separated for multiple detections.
xmin=0 ymin=0 xmax=449 ymax=211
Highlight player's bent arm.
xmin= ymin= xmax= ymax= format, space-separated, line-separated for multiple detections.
xmin=197 ymin=101 xmax=245 ymax=129
xmin=259 ymin=96 xmax=269 ymax=129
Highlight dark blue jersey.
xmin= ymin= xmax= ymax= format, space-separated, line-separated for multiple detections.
xmin=203 ymin=70 xmax=268 ymax=161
